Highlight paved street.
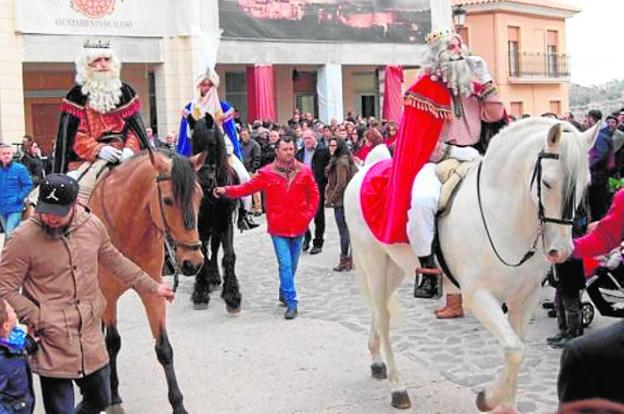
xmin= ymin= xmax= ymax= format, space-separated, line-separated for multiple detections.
xmin=1 ymin=210 xmax=616 ymax=413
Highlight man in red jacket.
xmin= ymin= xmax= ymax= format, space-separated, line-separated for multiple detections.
xmin=214 ymin=136 xmax=319 ymax=319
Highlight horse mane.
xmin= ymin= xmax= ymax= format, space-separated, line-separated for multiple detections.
xmin=112 ymin=149 xmax=197 ymax=229
xmin=192 ymin=117 xmax=232 ymax=185
xmin=485 ymin=117 xmax=588 ymax=207
xmin=168 ymin=151 xmax=198 ymax=230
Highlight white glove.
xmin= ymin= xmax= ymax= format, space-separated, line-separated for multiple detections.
xmin=465 ymin=56 xmax=493 ymax=85
xmin=98 ymin=145 xmax=122 ymax=163
xmin=120 ymin=147 xmax=135 ymax=162
xmin=449 ymin=145 xmax=480 ymax=162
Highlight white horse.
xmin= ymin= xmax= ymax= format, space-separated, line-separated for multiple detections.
xmin=344 ymin=117 xmax=598 ymax=412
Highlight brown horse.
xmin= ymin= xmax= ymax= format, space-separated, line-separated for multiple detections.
xmin=89 ymin=150 xmax=204 ymax=414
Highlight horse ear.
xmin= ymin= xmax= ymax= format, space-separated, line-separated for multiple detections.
xmin=580 ymin=123 xmax=600 ymax=153
xmin=546 ymin=123 xmax=563 ymax=150
xmin=189 ymin=152 xmax=206 ymax=172
xmin=152 ymin=151 xmax=173 ymax=174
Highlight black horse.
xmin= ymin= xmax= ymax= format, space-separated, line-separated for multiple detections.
xmin=189 ymin=116 xmax=242 ymax=312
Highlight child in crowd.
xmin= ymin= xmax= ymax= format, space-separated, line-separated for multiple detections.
xmin=0 ymin=298 xmax=36 ymax=414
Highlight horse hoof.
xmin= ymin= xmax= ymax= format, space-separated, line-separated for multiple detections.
xmin=193 ymin=302 xmax=209 ymax=310
xmin=391 ymin=390 xmax=411 ymax=409
xmin=106 ymin=404 xmax=125 ymax=414
xmin=476 ymin=389 xmax=495 ymax=412
xmin=173 ymin=407 xmax=188 ymax=414
xmin=226 ymin=305 xmax=241 ymax=314
xmin=370 ymin=362 xmax=388 ymax=379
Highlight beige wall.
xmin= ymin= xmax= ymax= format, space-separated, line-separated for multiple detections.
xmin=155 ymin=36 xmax=195 ymax=137
xmin=464 ymin=10 xmax=570 ymax=116
xmin=0 ymin=0 xmax=25 ymax=144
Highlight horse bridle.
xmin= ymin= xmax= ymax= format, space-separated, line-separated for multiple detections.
xmin=476 ymin=149 xmax=574 ymax=267
xmin=154 ymin=174 xmax=202 ymax=252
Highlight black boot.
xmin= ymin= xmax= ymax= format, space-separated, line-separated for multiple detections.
xmin=237 ymin=208 xmax=259 ymax=232
xmin=414 ymin=275 xmax=439 ymax=298
xmin=414 ymin=256 xmax=441 ymax=299
xmin=244 ymin=213 xmax=260 ymax=229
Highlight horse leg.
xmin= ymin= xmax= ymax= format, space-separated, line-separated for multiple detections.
xmin=141 ymin=294 xmax=187 ymax=414
xmin=499 ymin=287 xmax=542 ymax=410
xmin=192 ymin=240 xmax=211 ymax=310
xmin=100 ymin=283 xmax=125 ymax=413
xmin=207 ymin=234 xmax=222 ymax=291
xmin=464 ymin=288 xmax=525 ymax=413
xmin=369 ymin=256 xmax=411 ymax=409
xmin=220 ymin=223 xmax=242 ymax=313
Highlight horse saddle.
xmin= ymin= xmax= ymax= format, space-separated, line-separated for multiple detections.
xmin=435 ymin=159 xmax=478 ymax=217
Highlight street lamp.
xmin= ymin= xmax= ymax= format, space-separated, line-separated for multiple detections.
xmin=452 ymin=5 xmax=467 ymax=31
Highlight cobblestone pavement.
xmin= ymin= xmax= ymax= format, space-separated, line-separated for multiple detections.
xmin=1 ymin=209 xmax=616 ymax=413
xmin=193 ymin=211 xmax=613 ymax=414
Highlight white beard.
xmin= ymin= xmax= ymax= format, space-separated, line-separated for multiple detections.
xmin=81 ymin=70 xmax=123 ymax=113
xmin=442 ymin=57 xmax=474 ymax=97
xmin=428 ymin=48 xmax=475 ymax=97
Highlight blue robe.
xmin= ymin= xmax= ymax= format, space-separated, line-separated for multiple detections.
xmin=177 ymin=100 xmax=243 ymax=159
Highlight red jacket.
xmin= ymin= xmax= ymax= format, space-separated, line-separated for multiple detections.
xmin=224 ymin=161 xmax=319 ymax=237
xmin=573 ymin=189 xmax=624 ymax=258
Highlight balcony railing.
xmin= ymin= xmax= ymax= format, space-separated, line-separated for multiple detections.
xmin=507 ymin=51 xmax=570 ymax=79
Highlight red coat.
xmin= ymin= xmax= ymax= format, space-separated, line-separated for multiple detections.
xmin=224 ymin=161 xmax=319 ymax=237
xmin=573 ymin=189 xmax=624 ymax=258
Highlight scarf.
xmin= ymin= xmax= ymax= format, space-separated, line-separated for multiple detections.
xmin=274 ymin=159 xmax=296 ymax=174
xmin=0 ymin=324 xmax=27 ymax=353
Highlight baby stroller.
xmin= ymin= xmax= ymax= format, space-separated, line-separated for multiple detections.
xmin=582 ymin=249 xmax=624 ymax=327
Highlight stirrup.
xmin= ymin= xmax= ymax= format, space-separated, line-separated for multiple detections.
xmin=415 ymin=267 xmax=443 ymax=276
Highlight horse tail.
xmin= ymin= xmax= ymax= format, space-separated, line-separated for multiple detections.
xmin=364 ymin=144 xmax=392 ymax=167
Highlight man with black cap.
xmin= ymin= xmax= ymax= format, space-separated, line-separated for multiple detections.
xmin=0 ymin=174 xmax=174 ymax=414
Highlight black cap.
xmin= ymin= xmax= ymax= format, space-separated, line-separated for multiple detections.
xmin=36 ymin=174 xmax=79 ymax=216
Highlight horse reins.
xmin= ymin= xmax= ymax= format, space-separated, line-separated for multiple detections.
xmin=476 ymin=150 xmax=574 ymax=267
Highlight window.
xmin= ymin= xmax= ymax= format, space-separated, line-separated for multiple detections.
xmin=549 ymin=100 xmax=561 ymax=115
xmin=546 ymin=30 xmax=559 ymax=76
xmin=225 ymin=72 xmax=247 ymax=123
xmin=510 ymin=101 xmax=524 ymax=118
xmin=353 ymin=72 xmax=379 ymax=118
xmin=507 ymin=26 xmax=520 ymax=77
xmin=148 ymin=72 xmax=158 ymax=134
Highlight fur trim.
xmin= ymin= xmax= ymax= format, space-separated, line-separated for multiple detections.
xmin=61 ymin=99 xmax=85 ymax=119
xmin=479 ymin=84 xmax=498 ymax=101
xmin=114 ymin=95 xmax=141 ymax=118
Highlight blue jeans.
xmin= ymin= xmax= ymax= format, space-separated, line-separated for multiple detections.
xmin=0 ymin=212 xmax=21 ymax=236
xmin=271 ymin=235 xmax=303 ymax=308
xmin=334 ymin=207 xmax=351 ymax=256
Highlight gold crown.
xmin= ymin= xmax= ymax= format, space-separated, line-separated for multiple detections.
xmin=425 ymin=29 xmax=453 ymax=46
xmin=83 ymin=39 xmax=110 ymax=49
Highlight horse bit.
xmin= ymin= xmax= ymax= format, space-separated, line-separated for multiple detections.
xmin=476 ymin=149 xmax=575 ymax=267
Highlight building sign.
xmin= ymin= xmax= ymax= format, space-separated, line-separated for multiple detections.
xmin=219 ymin=0 xmax=431 ymax=43
xmin=14 ymin=0 xmax=182 ymax=37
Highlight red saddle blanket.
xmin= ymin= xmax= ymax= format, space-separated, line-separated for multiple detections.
xmin=360 ymin=75 xmax=452 ymax=243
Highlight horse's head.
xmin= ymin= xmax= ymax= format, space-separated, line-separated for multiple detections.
xmin=191 ymin=114 xmax=227 ymax=158
xmin=535 ymin=122 xmax=599 ymax=263
xmin=191 ymin=114 xmax=233 ymax=187
xmin=148 ymin=150 xmax=206 ymax=275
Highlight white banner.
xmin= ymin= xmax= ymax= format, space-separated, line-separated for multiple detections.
xmin=15 ymin=0 xmax=190 ymax=37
